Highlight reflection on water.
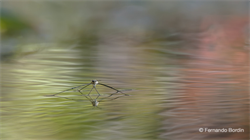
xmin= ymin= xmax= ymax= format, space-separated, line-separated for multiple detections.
xmin=1 ymin=39 xmax=249 ymax=140
xmin=1 ymin=2 xmax=249 ymax=140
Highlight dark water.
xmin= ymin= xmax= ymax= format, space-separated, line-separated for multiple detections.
xmin=1 ymin=37 xmax=249 ymax=140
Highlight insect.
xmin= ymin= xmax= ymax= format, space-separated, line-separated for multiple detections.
xmin=46 ymin=80 xmax=131 ymax=107
xmin=49 ymin=80 xmax=129 ymax=97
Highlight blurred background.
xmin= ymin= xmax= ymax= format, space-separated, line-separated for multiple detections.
xmin=1 ymin=1 xmax=249 ymax=140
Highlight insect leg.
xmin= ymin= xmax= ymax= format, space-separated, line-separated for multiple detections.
xmin=99 ymin=83 xmax=129 ymax=96
xmin=87 ymin=87 xmax=94 ymax=96
xmin=79 ymin=83 xmax=91 ymax=91
xmin=48 ymin=83 xmax=90 ymax=96
xmin=94 ymin=87 xmax=101 ymax=96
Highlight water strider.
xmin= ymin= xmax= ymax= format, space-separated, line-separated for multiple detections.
xmin=46 ymin=80 xmax=131 ymax=107
xmin=49 ymin=80 xmax=129 ymax=96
